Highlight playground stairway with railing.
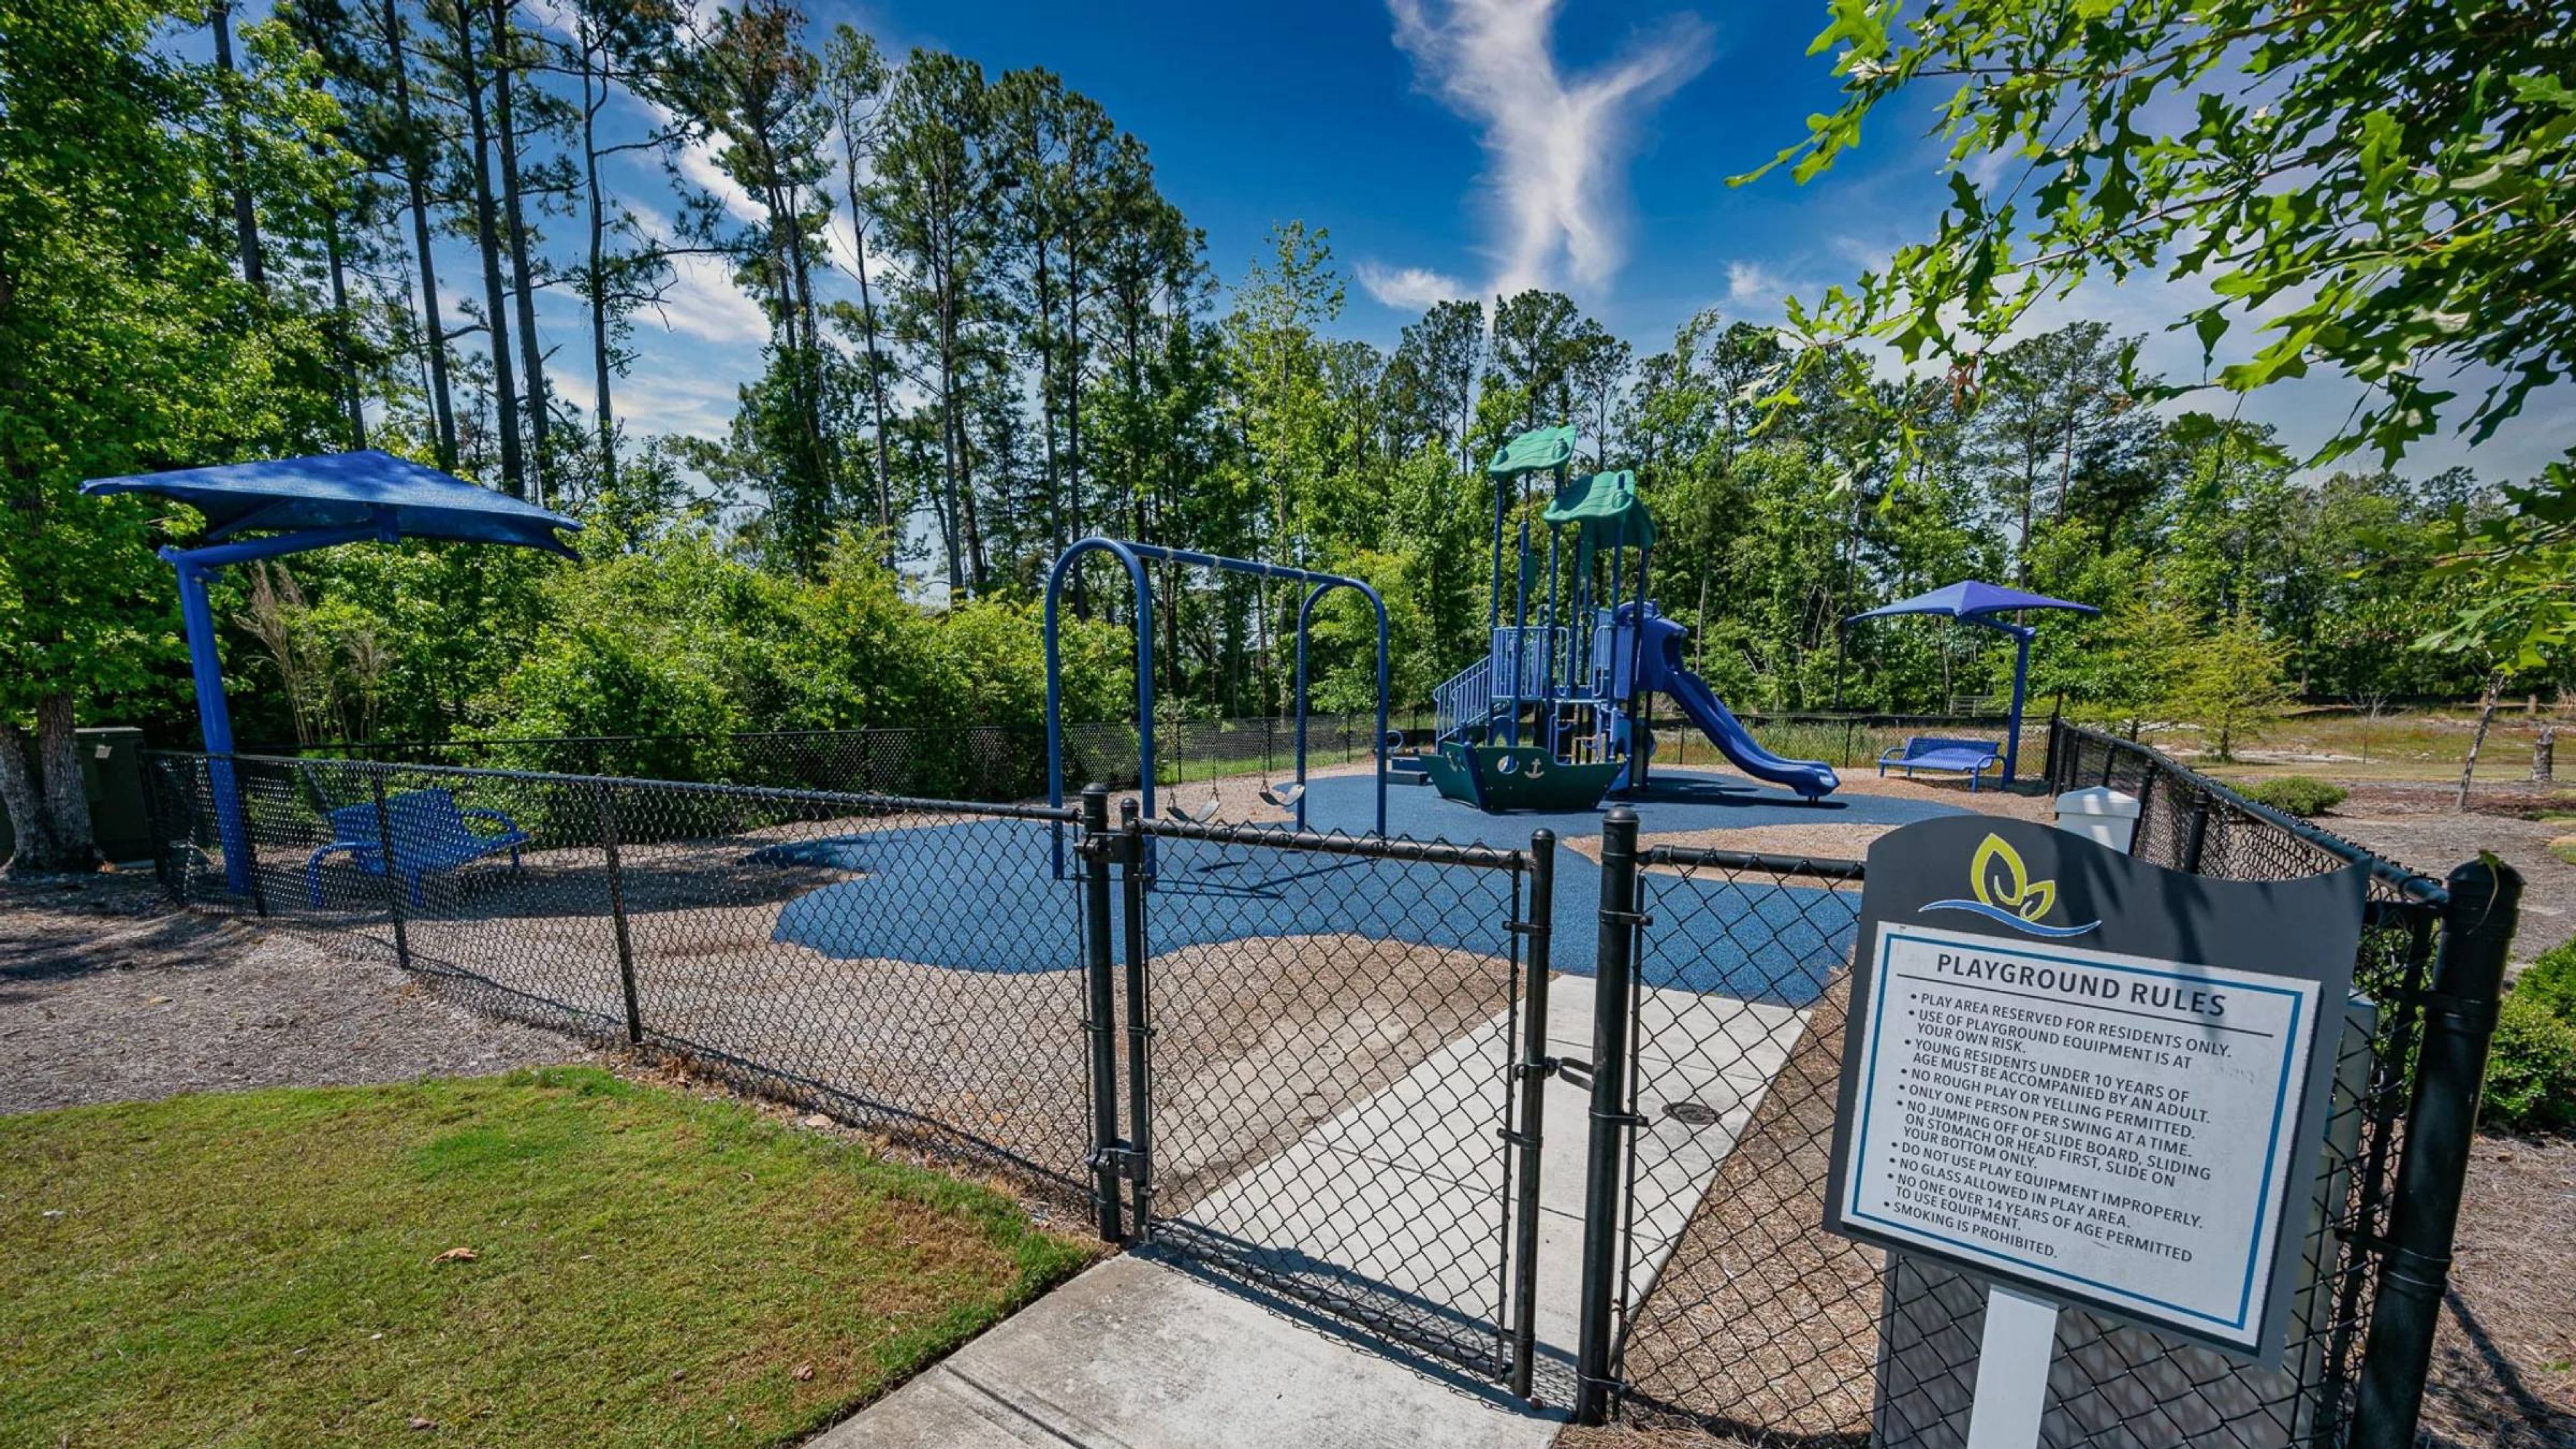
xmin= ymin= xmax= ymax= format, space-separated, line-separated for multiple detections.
xmin=1405 ymin=623 xmax=1621 ymax=786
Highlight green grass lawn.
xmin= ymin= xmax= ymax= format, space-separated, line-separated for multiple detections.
xmin=0 ymin=1068 xmax=1095 ymax=1448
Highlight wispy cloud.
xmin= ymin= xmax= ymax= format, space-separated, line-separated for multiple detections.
xmin=1356 ymin=261 xmax=1472 ymax=311
xmin=1388 ymin=0 xmax=1714 ymax=298
xmin=1724 ymin=260 xmax=1782 ymax=308
xmin=647 ymin=252 xmax=772 ymax=347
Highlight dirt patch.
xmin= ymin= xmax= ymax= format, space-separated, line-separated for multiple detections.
xmin=0 ymin=871 xmax=591 ymax=1116
xmin=2419 ymin=1132 xmax=2576 ymax=1449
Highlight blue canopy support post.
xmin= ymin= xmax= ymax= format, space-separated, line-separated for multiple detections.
xmin=170 ymin=557 xmax=245 ymax=890
xmin=83 ymin=453 xmax=579 ymax=900
xmin=2002 ymin=622 xmax=2035 ymax=784
xmin=1843 ymin=580 xmax=2098 ymax=790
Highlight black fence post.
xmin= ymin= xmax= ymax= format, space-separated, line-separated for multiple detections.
xmin=1573 ymin=807 xmax=1643 ymax=1426
xmin=2353 ymin=857 xmax=2523 ymax=1449
xmin=1118 ymin=798 xmax=1155 ymax=1240
xmin=368 ymin=767 xmax=411 ymax=973
xmin=596 ymin=780 xmax=643 ymax=1046
xmin=2179 ymin=788 xmax=2213 ymax=875
xmin=231 ymin=759 xmax=270 ymax=917
xmin=1507 ymin=828 xmax=1556 ymax=1400
xmin=1079 ymin=784 xmax=1126 ymax=1243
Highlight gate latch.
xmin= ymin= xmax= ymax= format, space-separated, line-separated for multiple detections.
xmin=1091 ymin=1140 xmax=1146 ymax=1181
xmin=1519 ymin=1055 xmax=1594 ymax=1088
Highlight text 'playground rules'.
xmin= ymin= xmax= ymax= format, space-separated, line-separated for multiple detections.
xmin=1839 ymin=923 xmax=2321 ymax=1347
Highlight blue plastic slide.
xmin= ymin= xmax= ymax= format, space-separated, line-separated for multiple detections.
xmin=1621 ymin=604 xmax=1841 ymax=802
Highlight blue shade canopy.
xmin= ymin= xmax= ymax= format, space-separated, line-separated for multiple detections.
xmin=1845 ymin=580 xmax=2098 ymax=625
xmin=81 ymin=449 xmax=580 ymax=557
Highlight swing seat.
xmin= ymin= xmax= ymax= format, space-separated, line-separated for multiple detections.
xmin=1258 ymin=779 xmax=1307 ymax=810
xmin=1168 ymin=791 xmax=1225 ymax=824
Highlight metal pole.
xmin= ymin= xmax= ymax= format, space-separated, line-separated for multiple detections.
xmin=2353 ymin=858 xmax=2522 ymax=1449
xmin=1509 ymin=520 xmax=1532 ymax=748
xmin=2179 ymin=789 xmax=2212 ymax=875
xmin=1118 ymin=800 xmax=1155 ymax=1238
xmin=1507 ymin=829 xmax=1556 ymax=1398
xmin=1572 ymin=807 xmax=1643 ymax=1424
xmin=1079 ymin=784 xmax=1126 ymax=1242
xmin=232 ymin=757 xmax=268 ymax=917
xmin=368 ymin=767 xmax=410 ymax=973
xmin=2003 ymin=626 xmax=2033 ymax=784
xmin=597 ymin=781 xmax=643 ymax=1045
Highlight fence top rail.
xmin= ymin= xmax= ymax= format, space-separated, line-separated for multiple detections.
xmin=2058 ymin=722 xmax=2451 ymax=906
xmin=235 ymin=713 xmax=1427 ymax=759
xmin=1687 ymin=710 xmax=2018 ymax=728
xmin=1132 ymin=814 xmax=1528 ymax=872
xmin=147 ymin=749 xmax=1086 ymax=825
xmin=1642 ymin=841 xmax=1868 ymax=883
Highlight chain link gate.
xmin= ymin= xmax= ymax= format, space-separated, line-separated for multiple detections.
xmin=1076 ymin=788 xmax=1562 ymax=1397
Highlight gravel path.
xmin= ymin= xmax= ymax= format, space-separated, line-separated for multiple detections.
xmin=2317 ymin=786 xmax=2576 ymax=960
xmin=0 ymin=871 xmax=592 ymax=1116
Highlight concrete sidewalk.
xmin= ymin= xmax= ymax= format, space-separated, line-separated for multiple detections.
xmin=813 ymin=981 xmax=1806 ymax=1448
xmin=810 ymin=1252 xmax=1561 ymax=1449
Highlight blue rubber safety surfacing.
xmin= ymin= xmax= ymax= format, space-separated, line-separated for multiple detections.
xmin=763 ymin=771 xmax=1977 ymax=1008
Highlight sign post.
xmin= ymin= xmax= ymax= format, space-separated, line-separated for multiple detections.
xmin=1826 ymin=814 xmax=2361 ymax=1442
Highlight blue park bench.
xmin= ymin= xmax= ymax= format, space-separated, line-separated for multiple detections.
xmin=305 ymin=788 xmax=530 ymax=907
xmin=1876 ymin=735 xmax=2005 ymax=791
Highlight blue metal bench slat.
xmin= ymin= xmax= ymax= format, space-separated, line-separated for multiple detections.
xmin=306 ymin=788 xmax=529 ymax=906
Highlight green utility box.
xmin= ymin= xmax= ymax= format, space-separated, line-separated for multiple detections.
xmin=0 ymin=727 xmax=154 ymax=867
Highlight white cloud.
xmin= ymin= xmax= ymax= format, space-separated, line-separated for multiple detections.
xmin=1356 ymin=260 xmax=1472 ymax=311
xmin=645 ymin=252 xmax=771 ymax=346
xmin=1725 ymin=260 xmax=1783 ymax=308
xmin=611 ymin=370 xmax=742 ymax=443
xmin=1388 ymin=0 xmax=1713 ymax=297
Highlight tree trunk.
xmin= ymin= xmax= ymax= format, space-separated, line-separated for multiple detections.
xmin=324 ymin=201 xmax=366 ymax=449
xmin=455 ymin=5 xmax=526 ymax=496
xmin=490 ymin=0 xmax=549 ymax=501
xmin=386 ymin=0 xmax=458 ymax=469
xmin=580 ymin=44 xmax=616 ymax=496
xmin=1063 ymin=241 xmax=1087 ymax=614
xmin=838 ymin=153 xmax=894 ymax=566
xmin=0 ymin=696 xmax=97 ymax=874
xmin=209 ymin=0 xmax=266 ymax=294
xmin=2457 ymin=673 xmax=2502 ymax=811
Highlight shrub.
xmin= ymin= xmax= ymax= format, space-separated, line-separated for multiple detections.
xmin=2241 ymin=775 xmax=2349 ymax=817
xmin=2515 ymin=939 xmax=2576 ymax=1021
xmin=2483 ymin=991 xmax=2576 ymax=1134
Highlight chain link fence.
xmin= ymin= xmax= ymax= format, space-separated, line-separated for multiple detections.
xmin=244 ymin=712 xmax=1436 ymax=802
xmin=1585 ymin=722 xmax=2470 ymax=1447
xmin=133 ymin=719 xmax=2502 ymax=1447
xmin=1648 ymin=710 xmax=2047 ymax=776
xmin=1107 ymin=812 xmax=1546 ymax=1388
xmin=145 ymin=749 xmax=1100 ymax=1200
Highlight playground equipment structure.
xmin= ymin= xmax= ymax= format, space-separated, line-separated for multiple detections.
xmin=1041 ymin=537 xmax=1394 ymax=865
xmin=1403 ymin=427 xmax=1841 ymax=812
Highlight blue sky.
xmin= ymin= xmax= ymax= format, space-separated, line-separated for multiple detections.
xmin=228 ymin=0 xmax=2576 ymax=484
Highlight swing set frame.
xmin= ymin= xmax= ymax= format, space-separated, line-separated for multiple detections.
xmin=1042 ymin=537 xmax=1393 ymax=867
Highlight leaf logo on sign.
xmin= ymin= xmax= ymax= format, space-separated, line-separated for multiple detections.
xmin=1921 ymin=833 xmax=2103 ymax=938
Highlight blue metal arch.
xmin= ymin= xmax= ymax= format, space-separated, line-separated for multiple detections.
xmin=1043 ymin=537 xmax=1392 ymax=853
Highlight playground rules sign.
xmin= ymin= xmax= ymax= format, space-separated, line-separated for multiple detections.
xmin=1825 ymin=816 xmax=2362 ymax=1358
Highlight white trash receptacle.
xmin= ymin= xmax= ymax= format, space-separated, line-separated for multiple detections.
xmin=2054 ymin=786 xmax=2142 ymax=856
